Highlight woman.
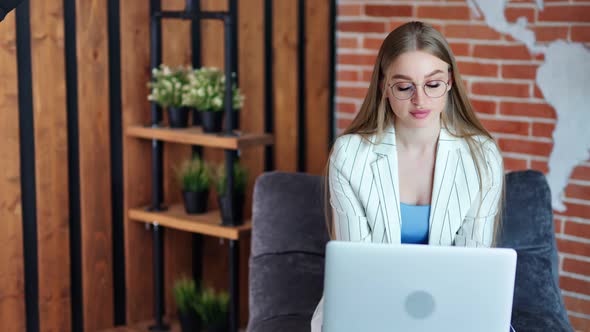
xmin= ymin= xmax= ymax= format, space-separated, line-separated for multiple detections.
xmin=312 ymin=21 xmax=504 ymax=331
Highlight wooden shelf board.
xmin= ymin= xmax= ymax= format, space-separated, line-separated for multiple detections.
xmin=98 ymin=319 xmax=245 ymax=332
xmin=126 ymin=125 xmax=273 ymax=150
xmin=128 ymin=204 xmax=252 ymax=240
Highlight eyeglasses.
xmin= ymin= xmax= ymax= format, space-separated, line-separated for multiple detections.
xmin=388 ymin=80 xmax=449 ymax=100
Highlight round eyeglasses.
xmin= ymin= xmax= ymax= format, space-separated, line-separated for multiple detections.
xmin=389 ymin=80 xmax=449 ymax=100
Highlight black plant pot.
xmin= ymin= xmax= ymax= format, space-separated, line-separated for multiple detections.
xmin=218 ymin=192 xmax=245 ymax=226
xmin=178 ymin=310 xmax=201 ymax=332
xmin=183 ymin=190 xmax=209 ymax=214
xmin=206 ymin=323 xmax=228 ymax=332
xmin=201 ymin=111 xmax=223 ymax=133
xmin=168 ymin=107 xmax=189 ymax=128
xmin=192 ymin=108 xmax=201 ymax=126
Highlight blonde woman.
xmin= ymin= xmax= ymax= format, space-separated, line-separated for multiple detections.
xmin=312 ymin=21 xmax=504 ymax=331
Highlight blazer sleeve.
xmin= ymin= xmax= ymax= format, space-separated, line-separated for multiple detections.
xmin=454 ymin=140 xmax=504 ymax=248
xmin=329 ymin=136 xmax=372 ymax=242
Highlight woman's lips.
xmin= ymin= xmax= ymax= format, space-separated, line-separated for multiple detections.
xmin=410 ymin=109 xmax=431 ymax=119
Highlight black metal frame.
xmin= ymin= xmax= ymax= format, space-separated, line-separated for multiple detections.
xmin=147 ymin=0 xmax=241 ymax=331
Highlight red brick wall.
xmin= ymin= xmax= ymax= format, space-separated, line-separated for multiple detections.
xmin=335 ymin=1 xmax=590 ymax=330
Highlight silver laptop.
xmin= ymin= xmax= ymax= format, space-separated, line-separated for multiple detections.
xmin=323 ymin=241 xmax=517 ymax=332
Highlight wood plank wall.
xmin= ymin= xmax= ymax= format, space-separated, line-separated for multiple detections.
xmin=0 ymin=0 xmax=331 ymax=330
xmin=0 ymin=11 xmax=26 ymax=332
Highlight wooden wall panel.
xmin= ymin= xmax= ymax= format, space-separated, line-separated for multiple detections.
xmin=76 ymin=0 xmax=114 ymax=329
xmin=236 ymin=0 xmax=265 ymax=325
xmin=273 ymin=0 xmax=299 ymax=172
xmin=0 ymin=11 xmax=26 ymax=332
xmin=305 ymin=0 xmax=330 ymax=174
xmin=29 ymin=0 xmax=72 ymax=331
xmin=120 ymin=0 xmax=154 ymax=324
xmin=161 ymin=0 xmax=193 ymax=318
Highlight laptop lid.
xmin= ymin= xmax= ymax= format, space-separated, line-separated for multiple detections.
xmin=323 ymin=241 xmax=517 ymax=332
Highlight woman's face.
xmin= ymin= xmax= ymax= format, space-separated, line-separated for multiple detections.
xmin=384 ymin=51 xmax=452 ymax=130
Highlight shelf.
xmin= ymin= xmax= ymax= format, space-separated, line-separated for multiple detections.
xmin=128 ymin=204 xmax=252 ymax=240
xmin=99 ymin=319 xmax=180 ymax=332
xmin=126 ymin=125 xmax=273 ymax=150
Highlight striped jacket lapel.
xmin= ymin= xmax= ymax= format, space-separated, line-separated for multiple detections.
xmin=428 ymin=128 xmax=460 ymax=245
xmin=370 ymin=125 xmax=461 ymax=245
xmin=371 ymin=128 xmax=401 ymax=244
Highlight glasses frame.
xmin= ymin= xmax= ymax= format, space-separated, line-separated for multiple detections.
xmin=388 ymin=79 xmax=451 ymax=101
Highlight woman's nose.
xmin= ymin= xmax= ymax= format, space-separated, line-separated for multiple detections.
xmin=411 ymin=86 xmax=426 ymax=106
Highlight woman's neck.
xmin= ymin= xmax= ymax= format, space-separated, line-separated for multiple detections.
xmin=394 ymin=122 xmax=441 ymax=153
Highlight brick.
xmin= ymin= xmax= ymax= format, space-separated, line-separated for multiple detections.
xmin=564 ymin=219 xmax=590 ymax=239
xmin=502 ymin=64 xmax=538 ymax=79
xmin=538 ymin=5 xmax=590 ymax=23
xmin=505 ymin=7 xmax=536 ymax=23
xmin=338 ymin=4 xmax=362 ymax=16
xmin=338 ymin=53 xmax=377 ymax=66
xmin=363 ymin=37 xmax=383 ymax=51
xmin=504 ymin=157 xmax=528 ymax=171
xmin=337 ymin=69 xmax=359 ymax=82
xmin=338 ymin=21 xmax=387 ymax=34
xmin=472 ymin=82 xmax=530 ymax=98
xmin=444 ymin=24 xmax=502 ymax=40
xmin=417 ymin=6 xmax=471 ymax=20
xmin=337 ymin=86 xmax=369 ymax=99
xmin=569 ymin=315 xmax=590 ymax=332
xmin=533 ymin=26 xmax=569 ymax=42
xmin=556 ymin=202 xmax=590 ymax=220
xmin=530 ymin=160 xmax=548 ymax=173
xmin=365 ymin=5 xmax=413 ymax=17
xmin=532 ymin=122 xmax=554 ymax=138
xmin=555 ymin=218 xmax=562 ymax=234
xmin=457 ymin=61 xmax=498 ymax=77
xmin=337 ymin=117 xmax=353 ymax=129
xmin=560 ymin=276 xmax=590 ymax=296
xmin=572 ymin=26 xmax=590 ymax=43
xmin=337 ymin=36 xmax=358 ymax=49
xmin=471 ymin=99 xmax=496 ymax=114
xmin=473 ymin=44 xmax=532 ymax=60
xmin=498 ymin=138 xmax=553 ymax=157
xmin=572 ymin=165 xmax=590 ymax=181
xmin=337 ymin=102 xmax=358 ymax=114
xmin=557 ymin=238 xmax=590 ymax=256
xmin=565 ymin=184 xmax=590 ymax=204
xmin=480 ymin=119 xmax=529 ymax=136
xmin=449 ymin=42 xmax=470 ymax=57
xmin=499 ymin=101 xmax=556 ymax=119
xmin=563 ymin=296 xmax=590 ymax=316
xmin=563 ymin=258 xmax=590 ymax=277
xmin=361 ymin=69 xmax=374 ymax=82
xmin=534 ymin=84 xmax=545 ymax=99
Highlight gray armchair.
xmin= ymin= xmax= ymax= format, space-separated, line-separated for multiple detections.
xmin=246 ymin=170 xmax=573 ymax=332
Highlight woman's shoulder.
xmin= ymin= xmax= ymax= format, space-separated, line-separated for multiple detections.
xmin=330 ymin=132 xmax=373 ymax=162
xmin=456 ymin=134 xmax=503 ymax=187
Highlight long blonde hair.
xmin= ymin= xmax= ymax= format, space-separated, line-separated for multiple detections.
xmin=324 ymin=21 xmax=504 ymax=244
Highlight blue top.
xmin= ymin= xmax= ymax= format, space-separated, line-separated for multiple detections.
xmin=400 ymin=202 xmax=430 ymax=244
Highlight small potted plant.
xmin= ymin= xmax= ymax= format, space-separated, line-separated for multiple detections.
xmin=183 ymin=67 xmax=244 ymax=133
xmin=176 ymin=157 xmax=211 ymax=214
xmin=173 ymin=278 xmax=201 ymax=332
xmin=195 ymin=287 xmax=229 ymax=332
xmin=148 ymin=64 xmax=190 ymax=128
xmin=214 ymin=162 xmax=247 ymax=226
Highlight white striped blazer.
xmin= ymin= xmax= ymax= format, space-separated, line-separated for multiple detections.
xmin=311 ymin=123 xmax=504 ymax=331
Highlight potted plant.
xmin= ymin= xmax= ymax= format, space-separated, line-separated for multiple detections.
xmin=182 ymin=67 xmax=244 ymax=133
xmin=176 ymin=157 xmax=211 ymax=214
xmin=195 ymin=287 xmax=229 ymax=332
xmin=214 ymin=162 xmax=247 ymax=226
xmin=173 ymin=278 xmax=201 ymax=332
xmin=148 ymin=64 xmax=190 ymax=128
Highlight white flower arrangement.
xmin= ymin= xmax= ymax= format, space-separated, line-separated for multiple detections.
xmin=147 ymin=64 xmax=189 ymax=108
xmin=182 ymin=67 xmax=245 ymax=112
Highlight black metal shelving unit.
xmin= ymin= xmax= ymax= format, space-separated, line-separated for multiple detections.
xmin=143 ymin=0 xmax=248 ymax=331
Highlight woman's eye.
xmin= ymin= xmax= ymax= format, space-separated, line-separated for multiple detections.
xmin=426 ymin=81 xmax=441 ymax=88
xmin=395 ymin=84 xmax=413 ymax=91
